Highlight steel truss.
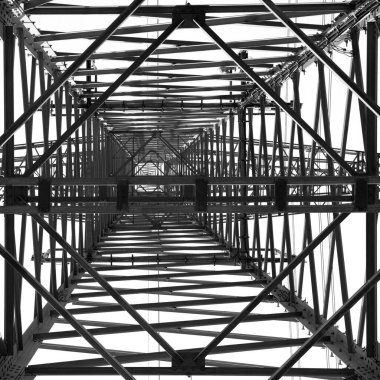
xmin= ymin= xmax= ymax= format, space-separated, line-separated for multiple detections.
xmin=1 ymin=1 xmax=380 ymax=379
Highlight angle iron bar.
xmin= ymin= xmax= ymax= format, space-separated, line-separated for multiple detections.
xmin=113 ymin=132 xmax=156 ymax=176
xmin=0 ymin=0 xmax=146 ymax=148
xmin=71 ymin=280 xmax=261 ymax=299
xmin=64 ymin=296 xmax=277 ymax=315
xmin=0 ymin=243 xmax=136 ymax=380
xmin=269 ymin=263 xmax=380 ymax=379
xmin=194 ymin=18 xmax=356 ymax=176
xmin=22 ymin=19 xmax=184 ymax=176
xmin=194 ymin=212 xmax=349 ymax=361
xmin=33 ymin=11 xmax=333 ymax=42
xmin=33 ymin=312 xmax=301 ymax=340
xmin=1 ymin=175 xmax=380 ymax=186
xmin=59 ymin=305 xmax=259 ymax=319
xmin=77 ymin=268 xmax=252 ymax=283
xmin=24 ymin=365 xmax=355 ymax=377
xmin=26 ymin=3 xmax=351 ymax=15
xmin=0 ymin=0 xmax=59 ymax=75
xmin=198 ymin=204 xmax=380 ymax=377
xmin=0 ymin=204 xmax=377 ymax=214
xmin=318 ymin=59 xmax=355 ymax=351
xmin=241 ymin=0 xmax=379 ymax=108
xmin=365 ymin=20 xmax=378 ymax=360
xmin=29 ymin=338 xmax=326 ymax=368
xmin=260 ymin=0 xmax=380 ymax=119
xmin=29 ymin=344 xmax=283 ymax=374
xmin=30 ymin=213 xmax=184 ymax=363
xmin=3 ymin=23 xmax=16 ymax=355
xmin=157 ymin=133 xmax=197 ymax=174
xmin=26 ymin=0 xmax=54 ymax=10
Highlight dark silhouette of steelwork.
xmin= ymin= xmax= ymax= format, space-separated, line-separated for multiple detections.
xmin=1 ymin=0 xmax=380 ymax=379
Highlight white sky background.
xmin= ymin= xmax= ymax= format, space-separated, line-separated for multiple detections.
xmin=0 ymin=0 xmax=380 ymax=379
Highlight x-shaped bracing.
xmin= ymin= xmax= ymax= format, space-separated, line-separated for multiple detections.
xmin=0 ymin=3 xmax=365 ymax=178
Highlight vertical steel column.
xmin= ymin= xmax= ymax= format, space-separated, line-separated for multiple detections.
xmin=85 ymin=118 xmax=94 ymax=257
xmin=14 ymin=28 xmax=29 ymax=350
xmin=19 ymin=33 xmax=42 ymax=312
xmin=274 ymin=84 xmax=294 ymax=295
xmin=365 ymin=21 xmax=378 ymax=359
xmin=247 ymin=108 xmax=255 ymax=177
xmin=203 ymin=130 xmax=208 ymax=227
xmin=51 ymin=83 xmax=63 ymax=297
xmin=61 ymin=83 xmax=71 ymax=287
xmin=259 ymin=97 xmax=275 ymax=275
xmin=238 ymin=108 xmax=249 ymax=264
xmin=66 ymin=87 xmax=77 ymax=271
xmin=36 ymin=66 xmax=51 ymax=313
xmin=318 ymin=61 xmax=354 ymax=351
xmin=39 ymin=53 xmax=51 ymax=177
xmin=219 ymin=120 xmax=226 ymax=242
xmin=75 ymin=98 xmax=84 ymax=257
xmin=93 ymin=118 xmax=100 ymax=242
xmin=351 ymin=27 xmax=367 ymax=148
xmin=229 ymin=112 xmax=238 ymax=251
xmin=209 ymin=128 xmax=216 ymax=232
xmin=293 ymin=71 xmax=320 ymax=324
xmin=249 ymin=107 xmax=262 ymax=275
xmin=3 ymin=24 xmax=16 ymax=355
xmin=221 ymin=119 xmax=229 ymax=244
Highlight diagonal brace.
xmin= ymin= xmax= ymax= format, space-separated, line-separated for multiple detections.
xmin=148 ymin=155 xmax=179 ymax=175
xmin=260 ymin=0 xmax=380 ymax=119
xmin=30 ymin=212 xmax=184 ymax=363
xmin=270 ymin=260 xmax=380 ymax=379
xmin=194 ymin=18 xmax=357 ymax=176
xmin=114 ymin=133 xmax=157 ymax=176
xmin=157 ymin=133 xmax=197 ymax=174
xmin=25 ymin=0 xmax=55 ymax=10
xmin=22 ymin=19 xmax=184 ymax=177
xmin=0 ymin=243 xmax=135 ymax=380
xmin=194 ymin=212 xmax=349 ymax=361
xmin=0 ymin=0 xmax=146 ymax=148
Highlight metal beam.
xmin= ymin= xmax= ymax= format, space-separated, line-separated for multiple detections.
xmin=0 ymin=0 xmax=146 ymax=148
xmin=3 ymin=23 xmax=15 ymax=355
xmin=0 ymin=243 xmax=136 ymax=380
xmin=269 ymin=263 xmax=380 ymax=379
xmin=33 ymin=312 xmax=301 ymax=340
xmin=1 ymin=175 xmax=380 ymax=186
xmin=28 ymin=338 xmax=326 ymax=367
xmin=25 ymin=0 xmax=54 ymax=10
xmin=30 ymin=213 xmax=184 ymax=363
xmin=33 ymin=12 xmax=335 ymax=42
xmin=240 ymin=0 xmax=379 ymax=108
xmin=0 ymin=204 xmax=376 ymax=215
xmin=194 ymin=18 xmax=357 ymax=176
xmin=23 ymin=19 xmax=184 ymax=176
xmin=26 ymin=3 xmax=351 ymax=15
xmin=260 ymin=0 xmax=380 ymax=119
xmin=24 ymin=366 xmax=355 ymax=377
xmin=365 ymin=21 xmax=378 ymax=360
xmin=194 ymin=212 xmax=349 ymax=361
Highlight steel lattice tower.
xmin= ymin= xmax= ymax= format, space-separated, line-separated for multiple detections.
xmin=1 ymin=1 xmax=380 ymax=379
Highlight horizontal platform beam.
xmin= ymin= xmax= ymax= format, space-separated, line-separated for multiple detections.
xmin=0 ymin=175 xmax=378 ymax=186
xmin=25 ymin=366 xmax=355 ymax=377
xmin=33 ymin=312 xmax=302 ymax=340
xmin=29 ymin=337 xmax=330 ymax=367
xmin=1 ymin=204 xmax=378 ymax=214
xmin=25 ymin=3 xmax=352 ymax=15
